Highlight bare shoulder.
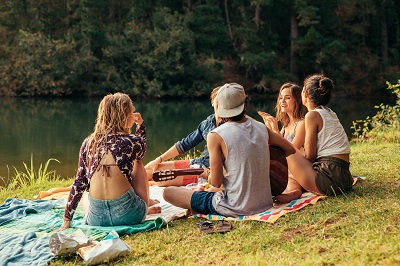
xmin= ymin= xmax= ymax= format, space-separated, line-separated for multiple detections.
xmin=305 ymin=110 xmax=321 ymax=120
xmin=207 ymin=131 xmax=222 ymax=144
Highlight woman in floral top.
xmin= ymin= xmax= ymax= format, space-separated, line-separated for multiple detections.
xmin=58 ymin=93 xmax=161 ymax=230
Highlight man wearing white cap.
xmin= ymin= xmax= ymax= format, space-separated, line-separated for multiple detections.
xmin=163 ymin=83 xmax=274 ymax=217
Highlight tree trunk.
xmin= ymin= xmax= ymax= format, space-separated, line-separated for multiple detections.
xmin=224 ymin=0 xmax=233 ymax=40
xmin=290 ymin=14 xmax=299 ymax=81
xmin=254 ymin=1 xmax=260 ymax=31
xmin=381 ymin=0 xmax=388 ymax=65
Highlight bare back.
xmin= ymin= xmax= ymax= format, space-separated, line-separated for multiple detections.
xmin=89 ymin=151 xmax=132 ymax=200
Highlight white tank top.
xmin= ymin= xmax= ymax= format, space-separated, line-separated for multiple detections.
xmin=212 ymin=117 xmax=273 ymax=217
xmin=314 ymin=106 xmax=350 ymax=158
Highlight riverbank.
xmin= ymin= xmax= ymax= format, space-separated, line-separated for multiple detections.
xmin=1 ymin=140 xmax=399 ymax=265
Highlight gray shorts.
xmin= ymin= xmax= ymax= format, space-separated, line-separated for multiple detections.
xmin=313 ymin=156 xmax=353 ymax=196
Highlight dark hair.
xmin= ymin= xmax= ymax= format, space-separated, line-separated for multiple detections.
xmin=303 ymin=74 xmax=334 ymax=106
xmin=274 ymin=82 xmax=307 ymax=127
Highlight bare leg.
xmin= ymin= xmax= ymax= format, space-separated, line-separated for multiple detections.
xmin=132 ymin=161 xmax=161 ymax=214
xmin=268 ymin=128 xmax=322 ymax=195
xmin=285 ymin=150 xmax=322 ymax=195
xmin=274 ymin=174 xmax=303 ymax=204
xmin=163 ymin=187 xmax=195 ymax=210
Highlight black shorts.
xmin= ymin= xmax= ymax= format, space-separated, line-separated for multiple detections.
xmin=313 ymin=156 xmax=353 ymax=196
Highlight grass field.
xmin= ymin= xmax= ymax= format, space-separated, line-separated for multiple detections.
xmin=1 ymin=141 xmax=399 ymax=265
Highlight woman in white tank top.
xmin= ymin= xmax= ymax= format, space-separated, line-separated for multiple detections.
xmin=279 ymin=74 xmax=353 ymax=196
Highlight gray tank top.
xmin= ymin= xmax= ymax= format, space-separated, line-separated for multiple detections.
xmin=212 ymin=117 xmax=273 ymax=217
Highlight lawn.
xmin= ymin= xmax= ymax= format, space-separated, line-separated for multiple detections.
xmin=1 ymin=141 xmax=399 ymax=265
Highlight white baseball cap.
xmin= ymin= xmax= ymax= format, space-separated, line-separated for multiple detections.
xmin=216 ymin=83 xmax=246 ymax=118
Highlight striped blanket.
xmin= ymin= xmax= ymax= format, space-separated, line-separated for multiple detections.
xmin=193 ymin=192 xmax=324 ymax=223
xmin=192 ymin=175 xmax=365 ymax=223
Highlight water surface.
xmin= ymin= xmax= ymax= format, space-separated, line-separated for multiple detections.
xmin=0 ymin=96 xmax=381 ymax=185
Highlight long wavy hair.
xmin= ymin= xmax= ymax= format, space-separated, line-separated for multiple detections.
xmin=86 ymin=93 xmax=135 ymax=160
xmin=275 ymin=82 xmax=307 ymax=127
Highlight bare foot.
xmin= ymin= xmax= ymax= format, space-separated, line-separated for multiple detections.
xmin=273 ymin=190 xmax=302 ymax=204
xmin=149 ymin=198 xmax=160 ymax=206
xmin=147 ymin=206 xmax=162 ymax=214
xmin=185 ymin=208 xmax=199 ymax=217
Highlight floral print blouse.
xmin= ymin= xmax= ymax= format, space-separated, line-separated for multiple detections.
xmin=63 ymin=123 xmax=146 ymax=221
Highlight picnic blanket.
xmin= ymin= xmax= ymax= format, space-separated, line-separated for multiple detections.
xmin=192 ymin=192 xmax=324 ymax=223
xmin=192 ymin=175 xmax=365 ymax=223
xmin=0 ymin=185 xmax=186 ymax=265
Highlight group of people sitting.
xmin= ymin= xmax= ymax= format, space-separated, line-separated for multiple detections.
xmin=57 ymin=73 xmax=353 ymax=231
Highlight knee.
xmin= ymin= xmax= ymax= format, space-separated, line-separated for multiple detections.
xmin=163 ymin=187 xmax=172 ymax=202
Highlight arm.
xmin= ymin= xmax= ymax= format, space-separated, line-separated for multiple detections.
xmin=61 ymin=139 xmax=90 ymax=230
xmin=146 ymin=115 xmax=214 ymax=170
xmin=267 ymin=127 xmax=296 ymax=156
xmin=134 ymin=114 xmax=146 ymax=142
xmin=258 ymin=111 xmax=280 ymax=134
xmin=291 ymin=120 xmax=305 ymax=150
xmin=145 ymin=145 xmax=180 ymax=171
xmin=303 ymin=111 xmax=321 ymax=162
xmin=176 ymin=116 xmax=213 ymax=154
xmin=206 ymin=132 xmax=224 ymax=188
xmin=132 ymin=120 xmax=146 ymax=161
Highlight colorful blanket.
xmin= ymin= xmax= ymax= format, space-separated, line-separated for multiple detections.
xmin=0 ymin=185 xmax=186 ymax=266
xmin=193 ymin=175 xmax=365 ymax=223
xmin=193 ymin=192 xmax=325 ymax=223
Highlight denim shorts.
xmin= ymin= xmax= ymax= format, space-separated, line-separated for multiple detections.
xmin=313 ymin=156 xmax=353 ymax=196
xmin=190 ymin=191 xmax=219 ymax=215
xmin=86 ymin=187 xmax=147 ymax=226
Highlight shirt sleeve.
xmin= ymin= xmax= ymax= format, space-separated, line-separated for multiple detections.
xmin=135 ymin=122 xmax=146 ymax=141
xmin=132 ymin=122 xmax=146 ymax=161
xmin=63 ymin=138 xmax=89 ymax=221
xmin=175 ymin=118 xmax=209 ymax=154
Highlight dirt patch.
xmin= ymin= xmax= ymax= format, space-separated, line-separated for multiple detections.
xmin=281 ymin=225 xmax=315 ymax=241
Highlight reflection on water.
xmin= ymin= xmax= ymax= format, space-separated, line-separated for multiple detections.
xmin=0 ymin=96 xmax=382 ymax=184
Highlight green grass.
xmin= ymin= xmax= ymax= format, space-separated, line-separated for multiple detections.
xmin=1 ymin=141 xmax=399 ymax=265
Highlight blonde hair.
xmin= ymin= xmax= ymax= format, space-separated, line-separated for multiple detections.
xmin=87 ymin=93 xmax=135 ymax=160
xmin=210 ymin=86 xmax=221 ymax=102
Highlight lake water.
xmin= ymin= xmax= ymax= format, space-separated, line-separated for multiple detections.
xmin=0 ymin=96 xmax=383 ymax=186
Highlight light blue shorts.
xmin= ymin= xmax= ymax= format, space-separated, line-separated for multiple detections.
xmin=86 ymin=187 xmax=147 ymax=226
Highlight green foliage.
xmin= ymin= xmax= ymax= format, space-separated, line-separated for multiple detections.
xmin=0 ymin=30 xmax=86 ymax=96
xmin=1 ymin=155 xmax=61 ymax=190
xmin=189 ymin=4 xmax=232 ymax=58
xmin=109 ymin=7 xmax=221 ymax=97
xmin=351 ymin=80 xmax=400 ymax=141
xmin=0 ymin=1 xmax=399 ymax=97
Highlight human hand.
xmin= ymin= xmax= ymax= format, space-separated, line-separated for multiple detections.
xmin=145 ymin=157 xmax=162 ymax=172
xmin=198 ymin=166 xmax=210 ymax=180
xmin=51 ymin=219 xmax=71 ymax=233
xmin=257 ymin=111 xmax=279 ymax=133
xmin=132 ymin=112 xmax=144 ymax=125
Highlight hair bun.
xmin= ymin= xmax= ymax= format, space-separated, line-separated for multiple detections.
xmin=319 ymin=77 xmax=334 ymax=92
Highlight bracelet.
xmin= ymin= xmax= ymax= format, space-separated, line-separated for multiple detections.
xmin=158 ymin=156 xmax=163 ymax=163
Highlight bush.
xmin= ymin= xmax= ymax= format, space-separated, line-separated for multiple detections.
xmin=351 ymin=80 xmax=400 ymax=142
